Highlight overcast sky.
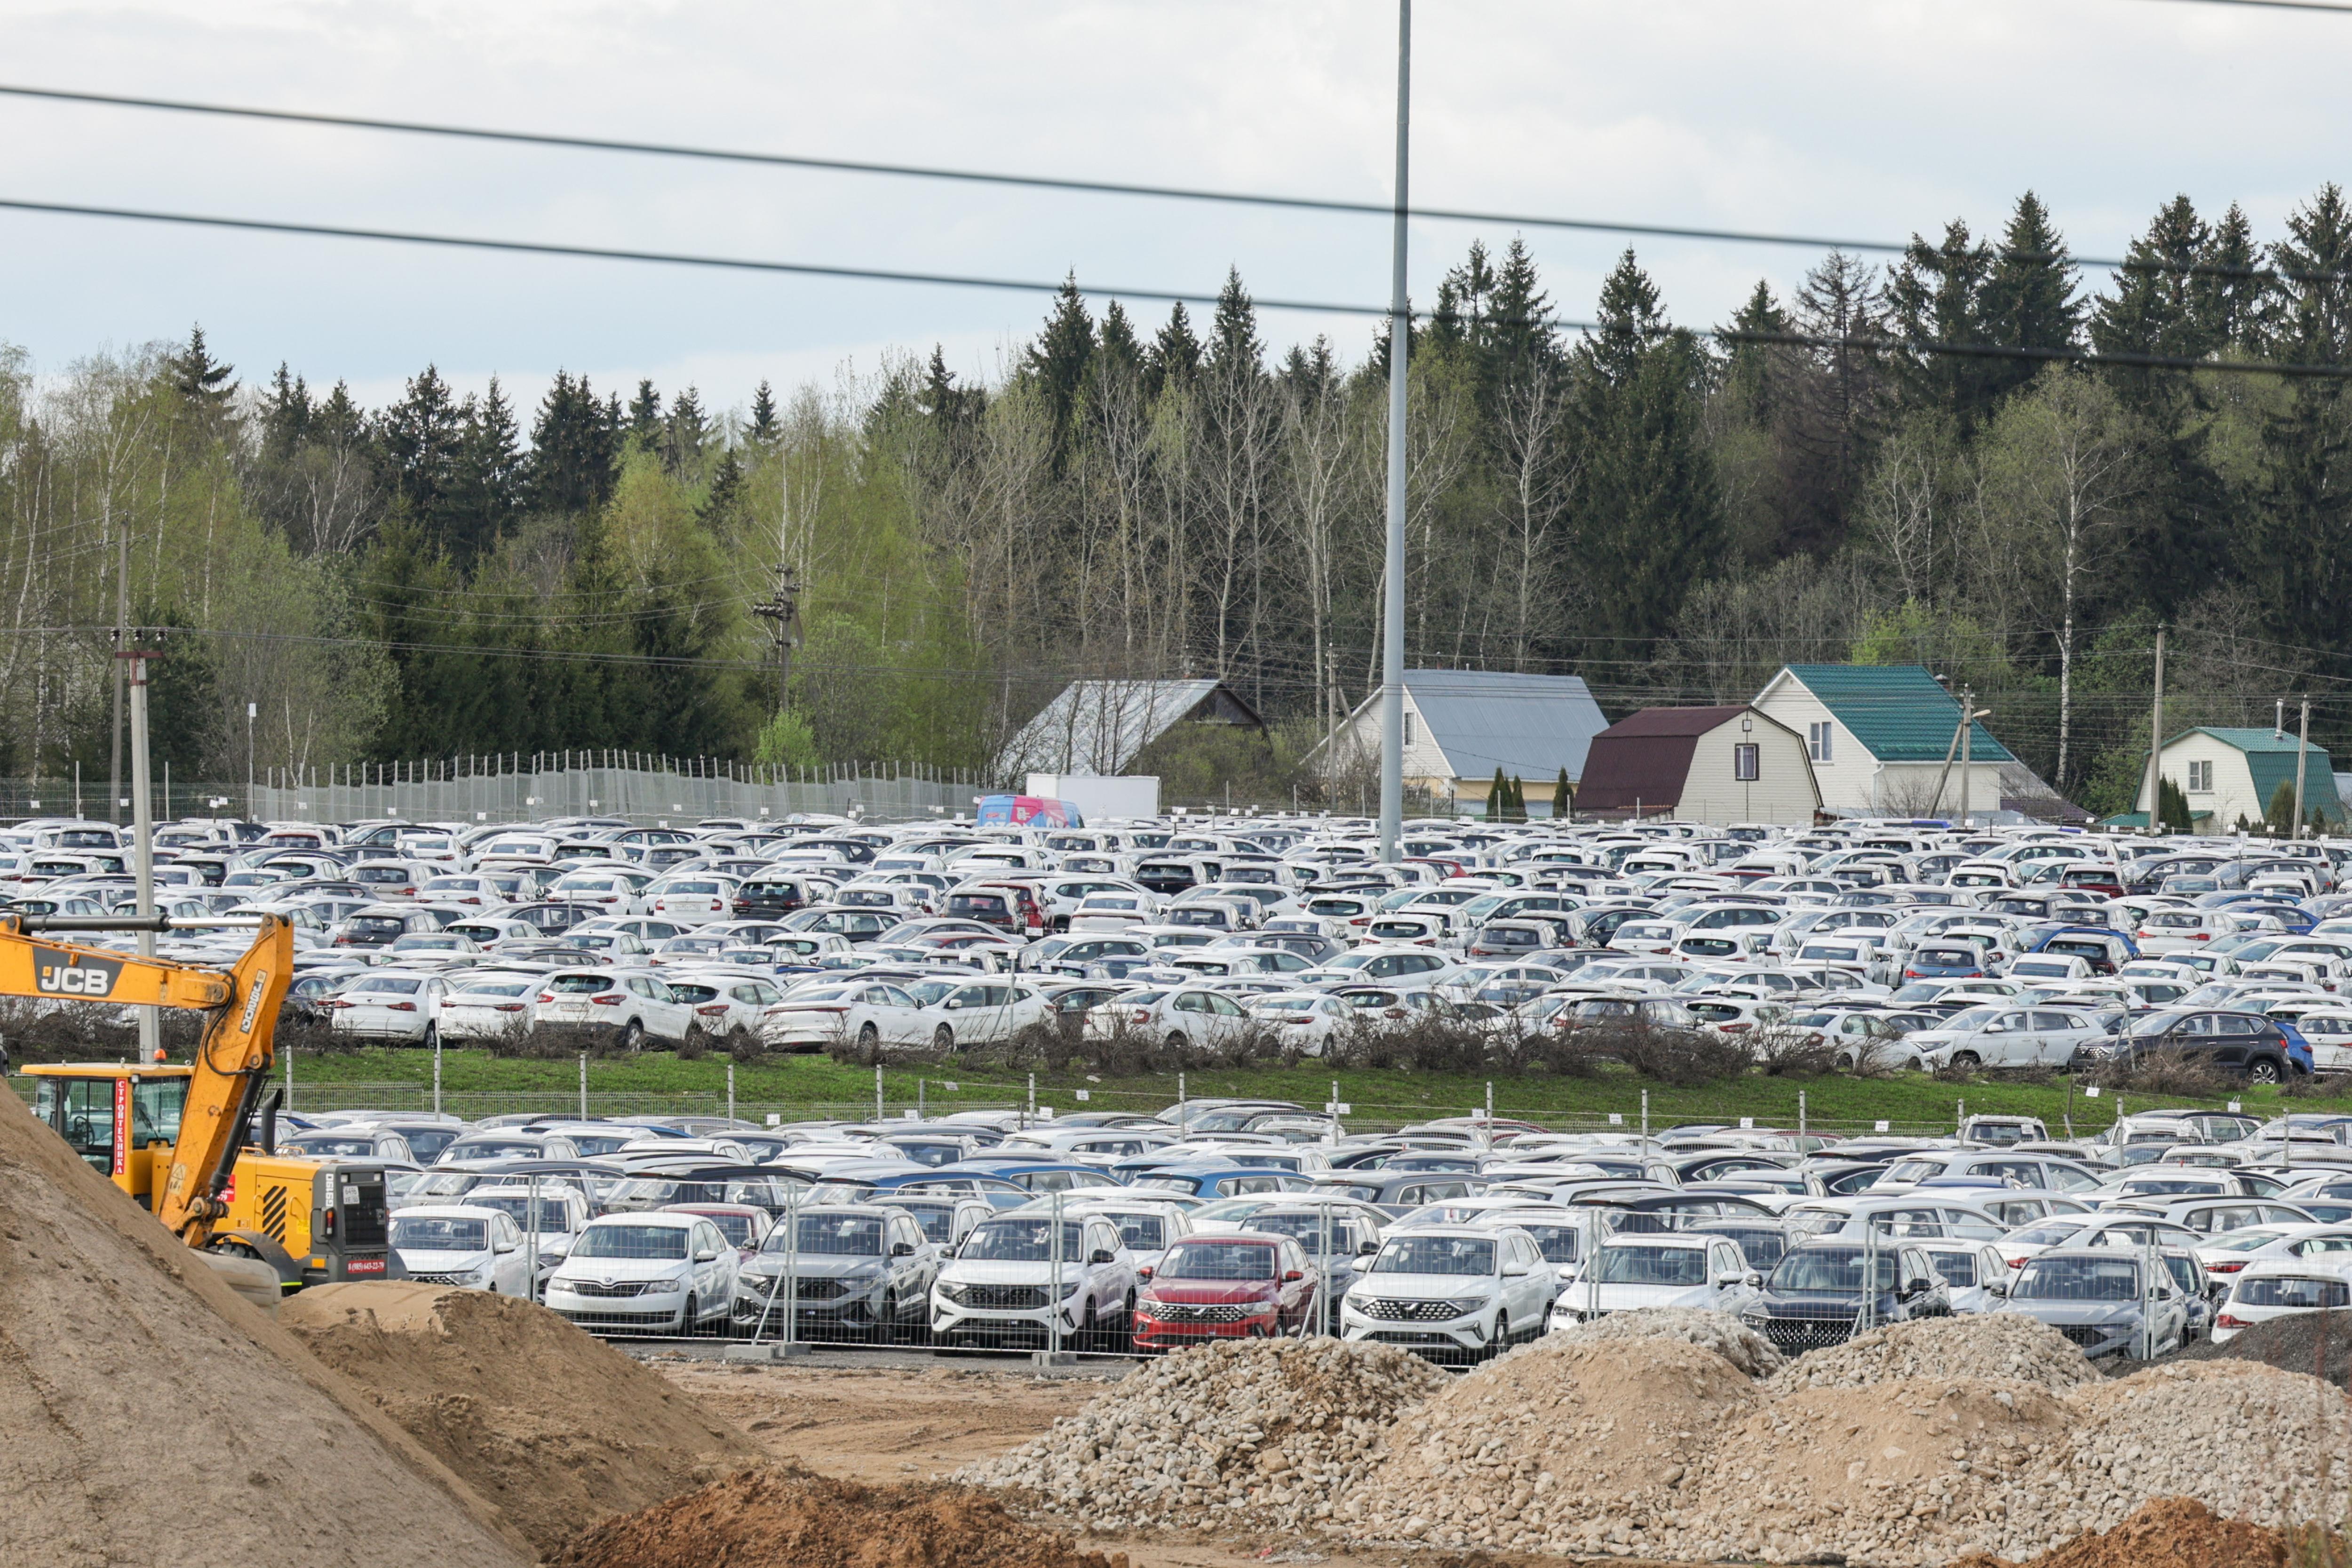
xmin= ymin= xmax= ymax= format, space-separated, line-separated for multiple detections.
xmin=0 ymin=0 xmax=2337 ymax=417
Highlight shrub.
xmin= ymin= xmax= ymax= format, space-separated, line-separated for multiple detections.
xmin=1748 ymin=1026 xmax=1841 ymax=1078
xmin=2086 ymin=1047 xmax=2237 ymax=1099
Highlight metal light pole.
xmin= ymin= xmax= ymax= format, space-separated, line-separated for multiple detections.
xmin=126 ymin=646 xmax=158 ymax=1061
xmin=2143 ymin=627 xmax=2166 ymax=833
xmin=2294 ymin=698 xmax=2312 ymax=838
xmin=1378 ymin=0 xmax=1412 ymax=864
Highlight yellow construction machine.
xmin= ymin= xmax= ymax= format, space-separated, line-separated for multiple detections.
xmin=15 ymin=913 xmax=393 ymax=1291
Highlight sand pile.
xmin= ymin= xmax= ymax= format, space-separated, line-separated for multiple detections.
xmin=1553 ymin=1305 xmax=1784 ymax=1376
xmin=961 ymin=1337 xmax=1444 ymax=1530
xmin=280 ymin=1281 xmax=760 ymax=1552
xmin=1769 ymin=1313 xmax=2104 ymax=1393
xmin=1953 ymin=1496 xmax=2293 ymax=1568
xmin=0 ymin=1087 xmax=532 ymax=1568
xmin=550 ymin=1465 xmax=1127 ymax=1568
xmin=1345 ymin=1336 xmax=1762 ymax=1555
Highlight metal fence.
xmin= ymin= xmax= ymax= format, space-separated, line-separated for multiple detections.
xmin=246 ymin=756 xmax=976 ymax=826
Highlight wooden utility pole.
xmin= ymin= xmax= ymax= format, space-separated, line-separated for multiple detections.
xmin=2294 ymin=697 xmax=2312 ymax=838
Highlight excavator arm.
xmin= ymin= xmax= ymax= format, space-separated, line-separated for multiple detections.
xmin=0 ymin=913 xmax=292 ymax=1244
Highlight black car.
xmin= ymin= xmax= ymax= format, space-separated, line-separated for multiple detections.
xmin=1740 ymin=1239 xmax=1953 ymax=1355
xmin=735 ymin=876 xmax=815 ymax=918
xmin=2107 ymin=1009 xmax=2305 ymax=1084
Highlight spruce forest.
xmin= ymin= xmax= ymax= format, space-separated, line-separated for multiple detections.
xmin=5 ymin=185 xmax=2352 ymax=814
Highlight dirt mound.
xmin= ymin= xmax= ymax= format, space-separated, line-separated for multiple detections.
xmin=1951 ymin=1497 xmax=2291 ymax=1568
xmin=2045 ymin=1361 xmax=2351 ymax=1544
xmin=1769 ymin=1313 xmax=2102 ymax=1393
xmin=0 ymin=1085 xmax=532 ymax=1568
xmin=280 ymin=1281 xmax=759 ymax=1552
xmin=1553 ymin=1305 xmax=1784 ymax=1377
xmin=2180 ymin=1307 xmax=2352 ymax=1392
xmin=549 ymin=1465 xmax=1126 ymax=1568
xmin=964 ymin=1336 xmax=1444 ymax=1531
xmin=1347 ymin=1335 xmax=1761 ymax=1554
xmin=1677 ymin=1376 xmax=2073 ymax=1564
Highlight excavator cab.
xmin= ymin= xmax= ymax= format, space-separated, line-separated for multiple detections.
xmin=24 ymin=1061 xmax=189 ymax=1200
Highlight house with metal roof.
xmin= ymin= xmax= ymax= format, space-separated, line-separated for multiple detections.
xmin=1313 ymin=670 xmax=1610 ymax=817
xmin=998 ymin=678 xmax=1264 ymax=780
xmin=1577 ymin=706 xmax=1821 ymax=826
xmin=2130 ymin=727 xmax=2347 ymax=830
xmin=1752 ymin=664 xmax=2015 ymax=818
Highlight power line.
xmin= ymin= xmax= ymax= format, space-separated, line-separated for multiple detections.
xmin=11 ymin=195 xmax=2352 ymax=380
xmin=0 ymin=80 xmax=2332 ymax=288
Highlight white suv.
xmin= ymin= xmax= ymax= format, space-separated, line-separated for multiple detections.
xmin=532 ymin=968 xmax=696 ymax=1046
xmin=930 ymin=1211 xmax=1138 ymax=1348
xmin=1339 ymin=1224 xmax=1556 ymax=1361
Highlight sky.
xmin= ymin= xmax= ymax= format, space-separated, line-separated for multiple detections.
xmin=0 ymin=0 xmax=2340 ymax=419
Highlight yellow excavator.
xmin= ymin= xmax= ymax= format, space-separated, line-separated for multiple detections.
xmin=16 ymin=913 xmax=395 ymax=1294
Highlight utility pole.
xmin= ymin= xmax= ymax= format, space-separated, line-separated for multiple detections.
xmin=125 ymin=641 xmax=158 ymax=1060
xmin=246 ymin=701 xmax=257 ymax=819
xmin=751 ymin=562 xmax=802 ymax=715
xmin=1377 ymin=0 xmax=1412 ymax=865
xmin=1958 ymin=686 xmax=1973 ymax=828
xmin=2143 ymin=626 xmax=2166 ymax=835
xmin=110 ymin=525 xmax=129 ymax=827
xmin=2295 ymin=697 xmax=2312 ymax=839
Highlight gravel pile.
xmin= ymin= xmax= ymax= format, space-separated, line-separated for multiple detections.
xmin=961 ymin=1337 xmax=1445 ymax=1531
xmin=1344 ymin=1335 xmax=1762 ymax=1555
xmin=1768 ymin=1314 xmax=2103 ymax=1394
xmin=1554 ymin=1306 xmax=1784 ymax=1377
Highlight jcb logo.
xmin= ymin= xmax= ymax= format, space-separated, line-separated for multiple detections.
xmin=32 ymin=946 xmax=121 ymax=997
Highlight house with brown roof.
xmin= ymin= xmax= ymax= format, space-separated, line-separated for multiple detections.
xmin=1574 ymin=705 xmax=1820 ymax=826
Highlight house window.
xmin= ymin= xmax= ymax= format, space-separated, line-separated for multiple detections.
xmin=2187 ymin=760 xmax=2213 ymax=793
xmin=1734 ymin=743 xmax=1761 ymax=782
xmin=1402 ymin=710 xmax=1415 ymax=746
xmin=1808 ymin=722 xmax=1834 ymax=764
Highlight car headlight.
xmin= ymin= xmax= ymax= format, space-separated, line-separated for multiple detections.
xmin=936 ymin=1281 xmax=970 ymax=1305
xmin=1060 ymin=1275 xmax=1086 ymax=1297
xmin=1443 ymin=1297 xmax=1490 ymax=1318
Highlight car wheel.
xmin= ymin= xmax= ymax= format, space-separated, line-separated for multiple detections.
xmin=858 ymin=1022 xmax=880 ymax=1051
xmin=1166 ymin=1031 xmax=1189 ymax=1051
xmin=933 ymin=1024 xmax=954 ymax=1051
xmin=621 ymin=1019 xmax=644 ymax=1051
xmin=875 ymin=1290 xmax=898 ymax=1345
xmin=2248 ymin=1058 xmax=2283 ymax=1085
xmin=1486 ymin=1312 xmax=1510 ymax=1361
xmin=421 ymin=1023 xmax=438 ymax=1051
xmin=1951 ymin=1051 xmax=1981 ymax=1071
xmin=1834 ymin=1052 xmax=1854 ymax=1071
xmin=681 ymin=1292 xmax=698 ymax=1334
xmin=1080 ymin=1297 xmax=1099 ymax=1352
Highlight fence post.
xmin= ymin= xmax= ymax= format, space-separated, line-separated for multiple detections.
xmin=579 ymin=1054 xmax=588 ymax=1120
xmin=525 ymin=1175 xmax=540 ymax=1303
xmin=1798 ymin=1090 xmax=1806 ymax=1136
xmin=727 ymin=1063 xmax=736 ymax=1126
xmin=874 ymin=1063 xmax=883 ymax=1123
xmin=433 ymin=1032 xmax=443 ymax=1117
xmin=1049 ymin=1188 xmax=1065 ymax=1360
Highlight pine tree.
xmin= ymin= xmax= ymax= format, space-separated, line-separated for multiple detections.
xmin=627 ymin=379 xmax=664 ymax=449
xmin=2157 ymin=775 xmax=2193 ymax=833
xmin=262 ymin=363 xmax=311 ymax=458
xmin=376 ymin=364 xmax=466 ymax=538
xmin=1554 ymin=766 xmax=1572 ymax=821
xmin=918 ymin=346 xmax=982 ymax=428
xmin=1098 ymin=300 xmax=1144 ymax=374
xmin=2201 ymin=205 xmax=2268 ymax=354
xmin=445 ymin=375 xmax=524 ymax=564
xmin=1490 ymin=766 xmax=1510 ymax=820
xmin=1885 ymin=220 xmax=1994 ymax=432
xmin=1977 ymin=192 xmax=2082 ymax=406
xmin=1148 ymin=301 xmax=1202 ymax=393
xmin=699 ymin=448 xmax=748 ymax=530
xmin=747 ymin=380 xmax=780 ymax=445
xmin=1025 ymin=273 xmax=1095 ymax=464
xmin=528 ymin=371 xmax=619 ymax=514
xmin=2267 ymin=779 xmax=2299 ymax=835
xmin=1722 ymin=279 xmax=1793 ymax=424
xmin=1206 ymin=270 xmax=1264 ymax=376
xmin=664 ymin=386 xmax=708 ymax=475
xmin=166 ymin=325 xmax=236 ymax=408
xmin=2254 ymin=184 xmax=2352 ymax=644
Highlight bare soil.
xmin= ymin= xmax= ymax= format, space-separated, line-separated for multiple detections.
xmin=1952 ymin=1496 xmax=2295 ymax=1568
xmin=0 ymin=1090 xmax=532 ymax=1568
xmin=281 ymin=1282 xmax=761 ymax=1553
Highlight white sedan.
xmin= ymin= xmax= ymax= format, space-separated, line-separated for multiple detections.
xmin=326 ymin=969 xmax=449 ymax=1046
xmin=1246 ymin=990 xmax=1353 ymax=1054
xmin=914 ymin=979 xmax=1050 ymax=1051
xmin=437 ymin=975 xmax=542 ymax=1042
xmin=763 ymin=980 xmax=928 ymax=1052
xmin=644 ymin=875 xmax=738 ymax=926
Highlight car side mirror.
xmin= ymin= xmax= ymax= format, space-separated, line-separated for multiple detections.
xmin=1745 ymin=1271 xmax=1764 ymax=1288
xmin=695 ymin=1248 xmax=719 ymax=1262
xmin=891 ymin=1241 xmax=914 ymax=1257
xmin=495 ymin=1240 xmax=517 ymax=1254
xmin=1136 ymin=1265 xmax=1153 ymax=1281
xmin=1503 ymin=1263 xmax=1529 ymax=1278
xmin=1358 ymin=1240 xmax=1379 ymax=1256
xmin=1985 ymin=1279 xmax=2009 ymax=1297
xmin=1089 ymin=1248 xmax=1115 ymax=1266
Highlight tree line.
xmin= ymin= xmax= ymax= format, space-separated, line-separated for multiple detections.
xmin=4 ymin=183 xmax=2351 ymax=810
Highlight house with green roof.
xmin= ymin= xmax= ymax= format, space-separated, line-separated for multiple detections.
xmin=2130 ymin=727 xmax=2347 ymax=830
xmin=1753 ymin=664 xmax=2016 ymax=818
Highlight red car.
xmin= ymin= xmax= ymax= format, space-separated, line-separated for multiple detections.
xmin=1131 ymin=1232 xmax=1322 ymax=1350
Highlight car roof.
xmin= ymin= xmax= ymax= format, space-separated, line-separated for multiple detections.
xmin=584 ymin=1210 xmax=700 ymax=1227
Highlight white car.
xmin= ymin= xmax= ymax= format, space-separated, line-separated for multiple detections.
xmin=1245 ymin=990 xmax=1353 ymax=1054
xmin=532 ymin=967 xmax=696 ymax=1046
xmin=545 ymin=1212 xmax=741 ymax=1335
xmin=915 ymin=979 xmax=1050 ymax=1051
xmin=1546 ymin=1234 xmax=1760 ymax=1328
xmin=1082 ymin=985 xmax=1255 ymax=1050
xmin=1340 ymin=1224 xmax=1557 ymax=1361
xmin=460 ymin=1184 xmax=593 ymax=1292
xmin=1917 ymin=1240 xmax=2016 ymax=1313
xmin=388 ymin=1204 xmax=534 ymax=1296
xmin=2213 ymin=1258 xmax=2352 ymax=1343
xmin=644 ymin=875 xmax=738 ymax=926
xmin=347 ymin=860 xmax=437 ymax=901
xmin=548 ymin=871 xmax=648 ymax=915
xmin=930 ymin=1211 xmax=1139 ymax=1348
xmin=437 ymin=975 xmax=542 ymax=1042
xmin=660 ymin=971 xmax=790 ymax=1042
xmin=326 ymin=969 xmax=449 ymax=1046
xmin=763 ymin=979 xmax=927 ymax=1051
xmin=1069 ymin=893 xmax=1159 ymax=932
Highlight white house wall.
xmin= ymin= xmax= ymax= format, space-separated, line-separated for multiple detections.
xmin=2136 ymin=733 xmax=2265 ymax=827
xmin=1678 ymin=719 xmax=1819 ymax=825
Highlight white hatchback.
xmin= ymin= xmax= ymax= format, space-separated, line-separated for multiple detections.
xmin=532 ymin=968 xmax=696 ymax=1046
xmin=645 ymin=876 xmax=737 ymax=926
xmin=326 ymin=969 xmax=448 ymax=1046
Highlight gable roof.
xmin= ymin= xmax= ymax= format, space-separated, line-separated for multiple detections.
xmin=1774 ymin=664 xmax=2015 ymax=764
xmin=998 ymin=679 xmax=1263 ymax=779
xmin=2170 ymin=727 xmax=2346 ymax=824
xmin=1595 ymin=704 xmax=1749 ymax=739
xmin=1575 ymin=707 xmax=1745 ymax=810
xmin=1400 ymin=670 xmax=1611 ymax=781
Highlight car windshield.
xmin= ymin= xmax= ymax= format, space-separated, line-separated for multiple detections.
xmin=571 ymin=1224 xmax=689 ymax=1260
xmin=1592 ymin=1244 xmax=1708 ymax=1285
xmin=391 ymin=1217 xmax=487 ymax=1251
xmin=1243 ymin=1212 xmax=1359 ymax=1254
xmin=1157 ymin=1242 xmax=1276 ymax=1280
xmin=1371 ymin=1236 xmax=1496 ymax=1276
xmin=1768 ymin=1247 xmax=1899 ymax=1293
xmin=2015 ymin=1255 xmax=2141 ymax=1300
xmin=465 ymin=1195 xmax=572 ymax=1231
xmin=2205 ymin=1227 xmax=2292 ymax=1252
xmin=1695 ymin=1226 xmax=1786 ymax=1268
xmin=1103 ymin=1214 xmax=1166 ymax=1250
xmin=294 ymin=1136 xmax=384 ymax=1157
xmin=960 ymin=1220 xmax=1085 ymax=1262
xmin=1944 ymin=1006 xmax=2001 ymax=1031
xmin=2010 ymin=1221 xmax=2090 ymax=1247
xmin=775 ymin=1214 xmax=885 ymax=1255
xmin=2238 ymin=1275 xmax=2352 ymax=1308
xmin=2130 ymin=1012 xmax=2187 ymax=1038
